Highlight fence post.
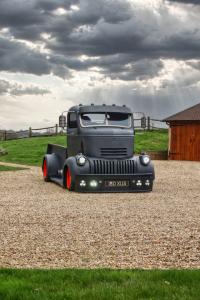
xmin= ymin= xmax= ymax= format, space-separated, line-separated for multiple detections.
xmin=147 ymin=117 xmax=151 ymax=131
xmin=29 ymin=127 xmax=32 ymax=138
xmin=55 ymin=124 xmax=58 ymax=135
xmin=4 ymin=130 xmax=7 ymax=141
xmin=141 ymin=116 xmax=146 ymax=130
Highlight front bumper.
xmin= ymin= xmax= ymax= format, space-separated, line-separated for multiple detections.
xmin=75 ymin=173 xmax=154 ymax=192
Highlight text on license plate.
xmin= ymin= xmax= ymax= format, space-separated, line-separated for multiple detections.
xmin=105 ymin=180 xmax=129 ymax=187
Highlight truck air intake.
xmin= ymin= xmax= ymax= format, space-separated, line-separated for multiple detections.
xmin=100 ymin=147 xmax=127 ymax=158
xmin=92 ymin=159 xmax=134 ymax=175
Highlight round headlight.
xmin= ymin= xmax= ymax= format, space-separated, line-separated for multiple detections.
xmin=141 ymin=155 xmax=150 ymax=165
xmin=77 ymin=155 xmax=86 ymax=166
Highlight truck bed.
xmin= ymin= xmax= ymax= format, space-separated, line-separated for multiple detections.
xmin=47 ymin=144 xmax=68 ymax=168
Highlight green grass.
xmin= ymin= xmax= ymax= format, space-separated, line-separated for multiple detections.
xmin=0 ymin=136 xmax=66 ymax=166
xmin=134 ymin=129 xmax=168 ymax=153
xmin=0 ymin=165 xmax=27 ymax=171
xmin=0 ymin=130 xmax=168 ymax=166
xmin=0 ymin=269 xmax=199 ymax=300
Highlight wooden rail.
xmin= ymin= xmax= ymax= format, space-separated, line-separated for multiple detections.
xmin=0 ymin=118 xmax=167 ymax=141
xmin=0 ymin=124 xmax=61 ymax=141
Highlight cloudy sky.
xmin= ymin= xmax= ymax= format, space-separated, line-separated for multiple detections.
xmin=0 ymin=0 xmax=200 ymax=129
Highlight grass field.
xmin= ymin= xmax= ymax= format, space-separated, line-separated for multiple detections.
xmin=0 ymin=130 xmax=168 ymax=166
xmin=0 ymin=269 xmax=199 ymax=300
xmin=0 ymin=135 xmax=66 ymax=166
xmin=134 ymin=129 xmax=168 ymax=153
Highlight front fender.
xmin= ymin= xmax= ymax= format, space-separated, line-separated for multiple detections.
xmin=63 ymin=156 xmax=91 ymax=185
xmin=134 ymin=155 xmax=155 ymax=180
xmin=43 ymin=153 xmax=60 ymax=177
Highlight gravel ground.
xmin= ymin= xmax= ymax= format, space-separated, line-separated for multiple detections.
xmin=0 ymin=160 xmax=200 ymax=269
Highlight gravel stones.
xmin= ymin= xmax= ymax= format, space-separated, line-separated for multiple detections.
xmin=0 ymin=160 xmax=199 ymax=269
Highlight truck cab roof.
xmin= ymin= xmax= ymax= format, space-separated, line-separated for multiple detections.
xmin=69 ymin=104 xmax=132 ymax=114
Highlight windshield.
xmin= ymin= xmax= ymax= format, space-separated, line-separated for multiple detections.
xmin=80 ymin=112 xmax=131 ymax=128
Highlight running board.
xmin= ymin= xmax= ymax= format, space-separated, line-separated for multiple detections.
xmin=50 ymin=176 xmax=64 ymax=187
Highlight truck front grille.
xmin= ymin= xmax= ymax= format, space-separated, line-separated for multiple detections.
xmin=92 ymin=159 xmax=134 ymax=175
xmin=100 ymin=148 xmax=127 ymax=158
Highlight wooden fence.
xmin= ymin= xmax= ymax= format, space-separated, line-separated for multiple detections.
xmin=0 ymin=124 xmax=61 ymax=141
xmin=134 ymin=117 xmax=166 ymax=130
xmin=0 ymin=117 xmax=166 ymax=141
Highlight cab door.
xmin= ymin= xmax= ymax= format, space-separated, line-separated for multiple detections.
xmin=67 ymin=112 xmax=81 ymax=156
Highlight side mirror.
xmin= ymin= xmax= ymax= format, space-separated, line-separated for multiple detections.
xmin=59 ymin=115 xmax=66 ymax=128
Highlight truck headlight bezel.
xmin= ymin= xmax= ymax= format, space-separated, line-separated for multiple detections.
xmin=140 ymin=154 xmax=150 ymax=166
xmin=76 ymin=154 xmax=86 ymax=166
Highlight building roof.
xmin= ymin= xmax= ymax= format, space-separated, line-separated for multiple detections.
xmin=163 ymin=102 xmax=200 ymax=122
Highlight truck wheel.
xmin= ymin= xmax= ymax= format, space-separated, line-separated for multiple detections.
xmin=65 ymin=167 xmax=75 ymax=191
xmin=42 ymin=158 xmax=50 ymax=182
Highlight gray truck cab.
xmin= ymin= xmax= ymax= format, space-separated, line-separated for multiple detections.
xmin=66 ymin=105 xmax=134 ymax=158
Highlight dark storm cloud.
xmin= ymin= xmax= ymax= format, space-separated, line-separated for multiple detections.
xmin=0 ymin=79 xmax=50 ymax=96
xmin=48 ymin=54 xmax=163 ymax=81
xmin=0 ymin=37 xmax=51 ymax=75
xmin=0 ymin=0 xmax=78 ymax=27
xmin=45 ymin=1 xmax=200 ymax=62
xmin=0 ymin=37 xmax=70 ymax=78
xmin=50 ymin=29 xmax=143 ymax=57
xmin=0 ymin=0 xmax=78 ymax=40
xmin=0 ymin=0 xmax=200 ymax=81
xmin=167 ymin=0 xmax=200 ymax=5
xmin=0 ymin=0 xmax=43 ymax=28
xmin=103 ymin=59 xmax=164 ymax=81
xmin=72 ymin=0 xmax=132 ymax=25
xmin=54 ymin=3 xmax=200 ymax=58
xmin=36 ymin=0 xmax=78 ymax=11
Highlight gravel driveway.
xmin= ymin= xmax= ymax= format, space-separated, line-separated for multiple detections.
xmin=0 ymin=160 xmax=200 ymax=269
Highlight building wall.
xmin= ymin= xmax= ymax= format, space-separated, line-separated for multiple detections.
xmin=169 ymin=121 xmax=200 ymax=161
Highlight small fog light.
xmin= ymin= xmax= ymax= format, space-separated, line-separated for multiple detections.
xmin=145 ymin=179 xmax=150 ymax=186
xmin=90 ymin=180 xmax=98 ymax=188
xmin=136 ymin=180 xmax=142 ymax=187
xmin=80 ymin=180 xmax=86 ymax=187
